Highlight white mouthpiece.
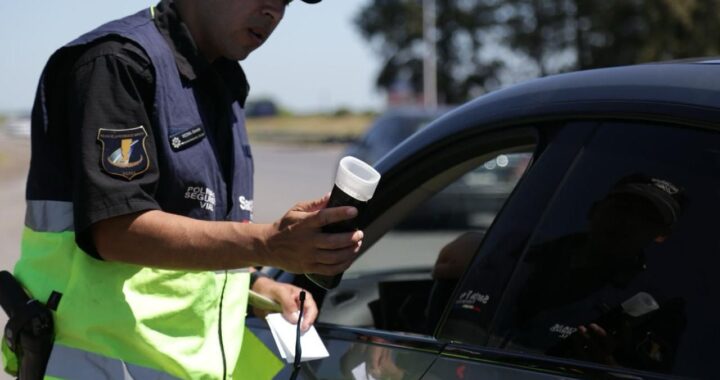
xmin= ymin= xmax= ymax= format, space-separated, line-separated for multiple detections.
xmin=334 ymin=156 xmax=381 ymax=202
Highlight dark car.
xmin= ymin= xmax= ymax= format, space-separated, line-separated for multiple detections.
xmin=344 ymin=107 xmax=452 ymax=165
xmin=249 ymin=59 xmax=720 ymax=380
xmin=245 ymin=99 xmax=279 ymax=117
xmin=345 ymin=106 xmax=530 ymax=230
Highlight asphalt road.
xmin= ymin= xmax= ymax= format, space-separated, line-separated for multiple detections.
xmin=0 ymin=135 xmax=343 ymax=378
xmin=252 ymin=143 xmax=343 ymax=223
xmin=0 ymin=134 xmax=30 ymax=274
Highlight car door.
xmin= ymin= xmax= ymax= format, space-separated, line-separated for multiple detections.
xmin=429 ymin=120 xmax=720 ymax=379
xmin=422 ymin=121 xmax=597 ymax=380
xmin=246 ymin=122 xmax=539 ymax=379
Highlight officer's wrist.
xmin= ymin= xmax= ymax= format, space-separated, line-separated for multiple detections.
xmin=250 ymin=270 xmax=270 ymax=289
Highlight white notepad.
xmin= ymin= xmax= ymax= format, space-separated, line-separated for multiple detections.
xmin=265 ymin=313 xmax=330 ymax=363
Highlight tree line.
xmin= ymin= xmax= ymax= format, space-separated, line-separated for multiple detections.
xmin=355 ymin=0 xmax=720 ymax=104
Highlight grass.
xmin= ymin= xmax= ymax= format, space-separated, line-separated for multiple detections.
xmin=245 ymin=114 xmax=374 ymax=144
xmin=0 ymin=112 xmax=375 ymax=145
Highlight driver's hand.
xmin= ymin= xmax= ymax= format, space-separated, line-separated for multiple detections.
xmin=568 ymin=323 xmax=620 ymax=366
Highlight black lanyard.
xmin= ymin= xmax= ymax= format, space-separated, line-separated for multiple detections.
xmin=289 ymin=291 xmax=306 ymax=380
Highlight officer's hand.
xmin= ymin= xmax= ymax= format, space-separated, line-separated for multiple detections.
xmin=251 ymin=276 xmax=317 ymax=332
xmin=366 ymin=338 xmax=406 ymax=380
xmin=261 ymin=194 xmax=364 ymax=275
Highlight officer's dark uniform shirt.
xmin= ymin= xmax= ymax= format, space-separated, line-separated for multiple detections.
xmin=32 ymin=0 xmax=249 ymax=258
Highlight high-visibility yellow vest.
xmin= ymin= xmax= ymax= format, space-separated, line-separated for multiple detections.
xmin=15 ymin=226 xmax=252 ymax=379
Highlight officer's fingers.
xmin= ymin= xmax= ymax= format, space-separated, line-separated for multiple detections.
xmin=274 ymin=209 xmax=305 ymax=232
xmin=305 ymin=207 xmax=358 ymax=228
xmin=368 ymin=346 xmax=384 ymax=371
xmin=309 ymin=249 xmax=361 ymax=276
xmin=278 ymin=289 xmax=302 ymax=324
xmin=380 ymin=347 xmax=393 ymax=364
xmin=293 ymin=194 xmax=330 ymax=212
xmin=313 ymin=243 xmax=362 ymax=265
xmin=313 ymin=230 xmax=364 ymax=250
xmin=300 ymin=292 xmax=318 ymax=332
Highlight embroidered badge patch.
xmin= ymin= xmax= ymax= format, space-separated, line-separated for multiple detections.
xmin=97 ymin=126 xmax=150 ymax=180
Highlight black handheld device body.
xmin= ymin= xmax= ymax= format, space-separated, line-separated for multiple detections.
xmin=306 ymin=157 xmax=380 ymax=289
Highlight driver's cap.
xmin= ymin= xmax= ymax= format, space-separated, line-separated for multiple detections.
xmin=609 ymin=174 xmax=685 ymax=227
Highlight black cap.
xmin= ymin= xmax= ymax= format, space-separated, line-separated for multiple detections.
xmin=298 ymin=0 xmax=322 ymax=3
xmin=609 ymin=174 xmax=685 ymax=227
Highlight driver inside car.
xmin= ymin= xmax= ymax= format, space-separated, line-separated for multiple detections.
xmin=508 ymin=174 xmax=688 ymax=373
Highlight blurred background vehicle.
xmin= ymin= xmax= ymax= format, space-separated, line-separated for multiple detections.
xmin=245 ymin=99 xmax=279 ymax=118
xmin=344 ymin=107 xmax=453 ymax=165
xmin=2 ymin=116 xmax=31 ymax=138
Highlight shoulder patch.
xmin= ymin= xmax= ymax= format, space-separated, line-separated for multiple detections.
xmin=97 ymin=126 xmax=150 ymax=180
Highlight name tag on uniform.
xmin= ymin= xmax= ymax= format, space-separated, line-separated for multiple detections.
xmin=169 ymin=125 xmax=206 ymax=151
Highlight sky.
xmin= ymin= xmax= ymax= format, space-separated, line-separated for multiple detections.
xmin=0 ymin=0 xmax=382 ymax=115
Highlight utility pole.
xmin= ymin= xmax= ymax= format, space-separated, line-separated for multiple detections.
xmin=423 ymin=0 xmax=438 ymax=109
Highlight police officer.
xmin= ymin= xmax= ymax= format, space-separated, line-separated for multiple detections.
xmin=8 ymin=0 xmax=363 ymax=378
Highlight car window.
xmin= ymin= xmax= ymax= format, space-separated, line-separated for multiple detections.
xmin=318 ymin=150 xmax=533 ymax=335
xmin=397 ymin=153 xmax=531 ymax=230
xmin=452 ymin=122 xmax=720 ymax=378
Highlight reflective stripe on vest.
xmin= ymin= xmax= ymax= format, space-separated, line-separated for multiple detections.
xmin=45 ymin=328 xmax=284 ymax=380
xmin=45 ymin=344 xmax=179 ymax=380
xmin=25 ymin=200 xmax=74 ymax=232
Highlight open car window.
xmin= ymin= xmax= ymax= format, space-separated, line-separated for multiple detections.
xmin=317 ymin=149 xmax=533 ymax=336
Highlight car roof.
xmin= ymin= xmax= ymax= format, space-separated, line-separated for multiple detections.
xmin=373 ymin=106 xmax=455 ymax=120
xmin=377 ymin=61 xmax=720 ymax=172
